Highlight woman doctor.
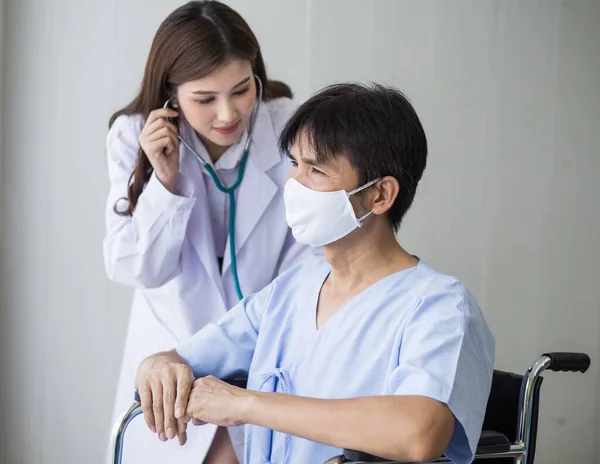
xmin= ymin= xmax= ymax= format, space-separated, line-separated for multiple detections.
xmin=103 ymin=2 xmax=312 ymax=463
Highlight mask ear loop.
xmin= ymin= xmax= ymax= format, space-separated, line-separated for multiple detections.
xmin=349 ymin=178 xmax=381 ymax=226
xmin=347 ymin=177 xmax=380 ymax=196
xmin=357 ymin=211 xmax=374 ymax=225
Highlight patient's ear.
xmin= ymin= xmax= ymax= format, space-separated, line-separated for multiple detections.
xmin=370 ymin=176 xmax=399 ymax=216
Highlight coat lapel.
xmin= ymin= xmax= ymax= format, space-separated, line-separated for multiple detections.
xmin=221 ymin=102 xmax=283 ymax=274
xmin=178 ymin=121 xmax=226 ymax=303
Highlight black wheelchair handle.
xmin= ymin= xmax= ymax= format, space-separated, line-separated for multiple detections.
xmin=542 ymin=352 xmax=590 ymax=373
xmin=133 ymin=377 xmax=248 ymax=402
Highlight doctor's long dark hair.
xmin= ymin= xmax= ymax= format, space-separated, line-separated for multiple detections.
xmin=109 ymin=0 xmax=292 ymax=216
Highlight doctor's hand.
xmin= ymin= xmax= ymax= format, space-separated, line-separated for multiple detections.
xmin=139 ymin=108 xmax=180 ymax=193
xmin=186 ymin=376 xmax=252 ymax=428
xmin=134 ymin=350 xmax=193 ymax=446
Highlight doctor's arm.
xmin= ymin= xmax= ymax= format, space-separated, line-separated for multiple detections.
xmin=103 ymin=115 xmax=195 ymax=289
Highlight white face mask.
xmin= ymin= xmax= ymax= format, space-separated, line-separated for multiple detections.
xmin=284 ymin=178 xmax=380 ymax=247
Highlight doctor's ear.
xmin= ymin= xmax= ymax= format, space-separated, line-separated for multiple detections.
xmin=369 ymin=176 xmax=400 ymax=216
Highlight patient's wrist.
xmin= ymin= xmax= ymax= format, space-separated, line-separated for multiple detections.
xmin=237 ymin=390 xmax=262 ymax=425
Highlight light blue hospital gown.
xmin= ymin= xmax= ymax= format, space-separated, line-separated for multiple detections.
xmin=177 ymin=257 xmax=495 ymax=464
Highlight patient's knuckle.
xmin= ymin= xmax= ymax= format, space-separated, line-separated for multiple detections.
xmin=164 ymin=392 xmax=176 ymax=406
xmin=178 ymin=364 xmax=192 ymax=375
xmin=160 ymin=367 xmax=175 ymax=380
xmin=179 ymin=377 xmax=191 ymax=390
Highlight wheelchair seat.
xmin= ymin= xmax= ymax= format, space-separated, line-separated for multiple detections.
xmin=476 ymin=430 xmax=511 ymax=452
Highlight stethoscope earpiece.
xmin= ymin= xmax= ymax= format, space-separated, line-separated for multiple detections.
xmin=163 ymin=97 xmax=179 ymax=110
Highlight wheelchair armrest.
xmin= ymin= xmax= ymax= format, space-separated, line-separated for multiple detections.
xmin=342 ymin=450 xmax=388 ymax=462
xmin=222 ymin=377 xmax=248 ymax=388
xmin=541 ymin=352 xmax=590 ymax=373
xmin=338 ymin=430 xmax=511 ymax=463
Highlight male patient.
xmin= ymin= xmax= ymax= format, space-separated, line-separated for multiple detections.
xmin=135 ymin=83 xmax=495 ymax=464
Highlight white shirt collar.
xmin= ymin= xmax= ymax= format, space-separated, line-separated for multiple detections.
xmin=179 ymin=120 xmax=248 ymax=172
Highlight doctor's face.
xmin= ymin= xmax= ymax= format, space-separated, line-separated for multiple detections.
xmin=176 ymin=59 xmax=257 ymax=149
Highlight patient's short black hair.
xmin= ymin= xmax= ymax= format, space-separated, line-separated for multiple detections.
xmin=279 ymin=82 xmax=428 ymax=231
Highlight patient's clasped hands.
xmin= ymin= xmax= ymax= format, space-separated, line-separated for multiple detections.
xmin=135 ymin=351 xmax=250 ymax=446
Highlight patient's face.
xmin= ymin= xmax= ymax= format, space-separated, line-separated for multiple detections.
xmin=287 ymin=134 xmax=360 ymax=193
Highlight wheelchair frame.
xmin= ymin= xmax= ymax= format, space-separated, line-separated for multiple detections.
xmin=110 ymin=352 xmax=590 ymax=464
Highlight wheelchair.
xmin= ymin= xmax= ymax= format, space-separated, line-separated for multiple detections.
xmin=110 ymin=352 xmax=590 ymax=464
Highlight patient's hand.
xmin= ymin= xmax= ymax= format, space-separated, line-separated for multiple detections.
xmin=187 ymin=376 xmax=252 ymax=428
xmin=134 ymin=349 xmax=194 ymax=446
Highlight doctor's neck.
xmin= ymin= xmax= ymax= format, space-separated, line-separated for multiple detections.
xmin=323 ymin=219 xmax=417 ymax=291
xmin=198 ymin=134 xmax=232 ymax=164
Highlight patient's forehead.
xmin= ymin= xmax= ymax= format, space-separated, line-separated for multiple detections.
xmin=291 ymin=132 xmax=354 ymax=175
xmin=292 ymin=131 xmax=318 ymax=161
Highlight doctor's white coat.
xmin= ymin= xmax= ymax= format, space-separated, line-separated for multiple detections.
xmin=103 ymin=98 xmax=313 ymax=463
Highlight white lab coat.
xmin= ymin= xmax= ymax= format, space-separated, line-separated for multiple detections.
xmin=103 ymin=98 xmax=314 ymax=463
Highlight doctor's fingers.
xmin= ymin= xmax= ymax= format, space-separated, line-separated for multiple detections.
xmin=146 ymin=137 xmax=178 ymax=160
xmin=144 ymin=108 xmax=179 ymax=129
xmin=140 ymin=129 xmax=178 ymax=157
xmin=145 ymin=126 xmax=179 ymax=145
xmin=142 ymin=117 xmax=178 ymax=139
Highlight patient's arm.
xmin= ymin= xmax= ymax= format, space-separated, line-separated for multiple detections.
xmin=184 ymin=377 xmax=453 ymax=462
xmin=135 ymin=281 xmax=272 ymax=446
xmin=242 ymin=393 xmax=455 ymax=462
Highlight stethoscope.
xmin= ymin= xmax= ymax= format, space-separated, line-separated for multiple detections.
xmin=163 ymin=75 xmax=263 ymax=300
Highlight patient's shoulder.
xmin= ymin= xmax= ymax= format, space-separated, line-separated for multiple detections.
xmin=402 ymin=261 xmax=475 ymax=306
xmin=407 ymin=260 xmax=494 ymax=345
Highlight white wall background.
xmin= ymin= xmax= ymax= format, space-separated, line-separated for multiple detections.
xmin=1 ymin=0 xmax=599 ymax=463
